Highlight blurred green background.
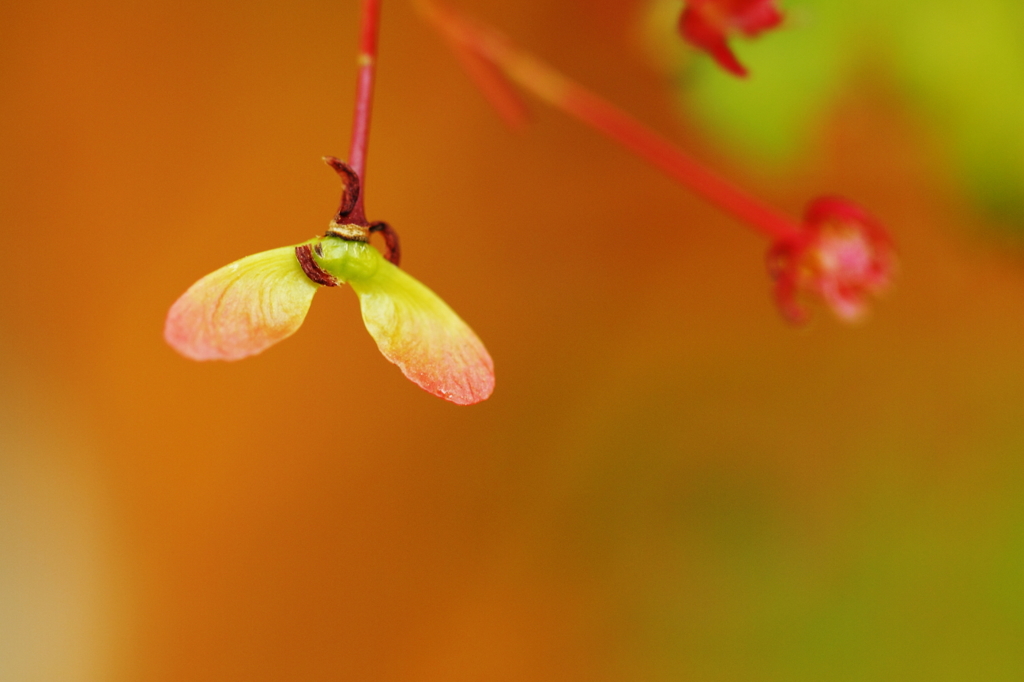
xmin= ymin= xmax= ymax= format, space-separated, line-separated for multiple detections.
xmin=3 ymin=0 xmax=1024 ymax=680
xmin=647 ymin=0 xmax=1024 ymax=226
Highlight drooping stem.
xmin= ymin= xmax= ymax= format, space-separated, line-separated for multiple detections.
xmin=344 ymin=0 xmax=382 ymax=224
xmin=418 ymin=0 xmax=804 ymax=242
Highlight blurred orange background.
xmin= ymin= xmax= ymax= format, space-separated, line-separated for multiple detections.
xmin=4 ymin=0 xmax=1024 ymax=680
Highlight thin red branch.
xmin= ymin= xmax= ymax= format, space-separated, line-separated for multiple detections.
xmin=418 ymin=0 xmax=803 ymax=242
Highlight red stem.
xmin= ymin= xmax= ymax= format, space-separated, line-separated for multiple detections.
xmin=344 ymin=0 xmax=382 ymax=224
xmin=419 ymin=1 xmax=804 ymax=242
xmin=561 ymin=85 xmax=800 ymax=241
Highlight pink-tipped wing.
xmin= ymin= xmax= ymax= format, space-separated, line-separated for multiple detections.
xmin=165 ymin=246 xmax=319 ymax=361
xmin=351 ymin=260 xmax=494 ymax=405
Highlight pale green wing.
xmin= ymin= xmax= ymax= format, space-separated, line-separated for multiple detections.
xmin=165 ymin=245 xmax=319 ymax=361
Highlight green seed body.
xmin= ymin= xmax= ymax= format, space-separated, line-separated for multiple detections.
xmin=312 ymin=237 xmax=382 ymax=284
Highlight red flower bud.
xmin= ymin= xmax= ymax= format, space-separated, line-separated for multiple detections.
xmin=678 ymin=0 xmax=784 ymax=77
xmin=767 ymin=197 xmax=895 ymax=324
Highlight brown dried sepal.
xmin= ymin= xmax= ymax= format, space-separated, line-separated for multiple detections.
xmin=295 ymin=243 xmax=341 ymax=287
xmin=370 ymin=221 xmax=401 ymax=266
xmin=323 ymin=156 xmax=361 ymax=220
